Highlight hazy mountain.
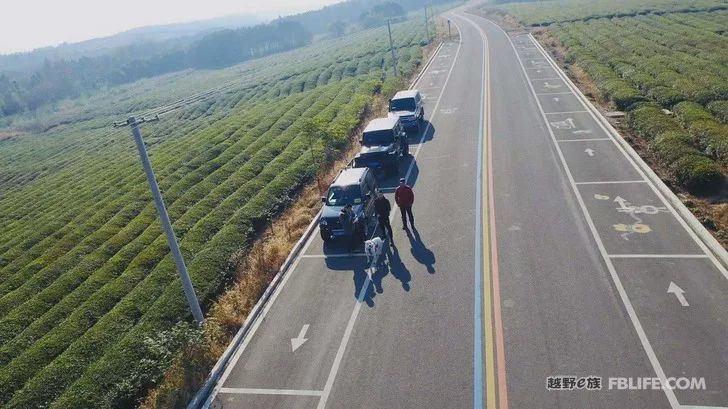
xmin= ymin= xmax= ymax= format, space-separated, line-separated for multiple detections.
xmin=0 ymin=13 xmax=263 ymax=75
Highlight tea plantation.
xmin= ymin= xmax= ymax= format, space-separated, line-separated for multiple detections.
xmin=493 ymin=0 xmax=728 ymax=193
xmin=0 ymin=19 xmax=429 ymax=408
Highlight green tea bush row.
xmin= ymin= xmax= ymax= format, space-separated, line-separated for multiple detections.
xmin=707 ymin=100 xmax=728 ymax=123
xmin=674 ymin=101 xmax=728 ymax=165
xmin=629 ymin=104 xmax=723 ymax=192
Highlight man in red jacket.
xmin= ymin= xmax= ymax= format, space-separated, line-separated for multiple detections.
xmin=394 ymin=178 xmax=415 ymax=230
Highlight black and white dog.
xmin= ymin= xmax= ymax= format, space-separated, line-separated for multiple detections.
xmin=364 ymin=236 xmax=385 ymax=265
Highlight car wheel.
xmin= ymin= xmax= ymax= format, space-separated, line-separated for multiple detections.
xmin=320 ymin=229 xmax=332 ymax=242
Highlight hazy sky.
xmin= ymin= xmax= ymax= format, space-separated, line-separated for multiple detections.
xmin=0 ymin=0 xmax=343 ymax=54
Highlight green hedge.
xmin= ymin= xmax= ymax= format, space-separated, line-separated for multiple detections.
xmin=707 ymin=100 xmax=728 ymax=123
xmin=629 ymin=104 xmax=723 ymax=192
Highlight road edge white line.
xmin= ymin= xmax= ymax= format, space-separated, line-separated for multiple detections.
xmin=492 ymin=22 xmax=681 ymax=409
xmin=528 ymin=33 xmax=728 ymax=281
xmin=196 ymin=36 xmax=452 ymax=409
xmin=315 ymin=32 xmax=465 ymax=409
xmin=219 ymin=388 xmax=323 ymax=396
xmin=608 ymin=254 xmax=710 ymax=259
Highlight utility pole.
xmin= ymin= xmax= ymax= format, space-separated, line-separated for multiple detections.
xmin=424 ymin=1 xmax=430 ymax=44
xmin=387 ymin=19 xmax=399 ymax=77
xmin=448 ymin=19 xmax=452 ymax=40
xmin=114 ymin=116 xmax=204 ymax=324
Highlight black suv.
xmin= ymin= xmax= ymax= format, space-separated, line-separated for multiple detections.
xmin=388 ymin=89 xmax=425 ymax=132
xmin=319 ymin=167 xmax=378 ymax=242
xmin=353 ymin=116 xmax=407 ymax=175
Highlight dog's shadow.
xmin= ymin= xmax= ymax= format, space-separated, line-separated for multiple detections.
xmin=369 ymin=242 xmax=411 ymax=297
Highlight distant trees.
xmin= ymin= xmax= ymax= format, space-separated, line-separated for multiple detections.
xmin=189 ymin=21 xmax=311 ymax=68
xmin=0 ymin=21 xmax=312 ymax=117
xmin=328 ymin=21 xmax=348 ymax=38
xmin=360 ymin=2 xmax=406 ymax=28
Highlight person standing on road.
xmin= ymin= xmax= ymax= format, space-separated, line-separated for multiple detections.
xmin=374 ymin=190 xmax=394 ymax=244
xmin=339 ymin=204 xmax=357 ymax=252
xmin=394 ymin=178 xmax=415 ymax=230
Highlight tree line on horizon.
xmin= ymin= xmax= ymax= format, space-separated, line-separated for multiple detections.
xmin=0 ymin=0 xmax=456 ymax=120
xmin=0 ymin=21 xmax=311 ymax=118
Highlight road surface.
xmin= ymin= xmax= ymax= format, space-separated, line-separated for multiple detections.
xmin=203 ymin=6 xmax=728 ymax=409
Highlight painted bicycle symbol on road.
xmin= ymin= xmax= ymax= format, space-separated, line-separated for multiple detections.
xmin=594 ymin=194 xmax=669 ymax=240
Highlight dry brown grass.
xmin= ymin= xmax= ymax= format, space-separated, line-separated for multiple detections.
xmin=137 ymin=38 xmax=445 ymax=405
xmin=138 ymin=130 xmax=366 ymax=409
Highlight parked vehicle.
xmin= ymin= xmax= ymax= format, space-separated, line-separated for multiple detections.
xmin=353 ymin=116 xmax=407 ymax=175
xmin=388 ymin=89 xmax=425 ymax=132
xmin=320 ymin=167 xmax=378 ymax=242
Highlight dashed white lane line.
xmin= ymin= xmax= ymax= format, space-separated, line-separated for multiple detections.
xmin=544 ymin=110 xmax=589 ymax=115
xmin=537 ymin=91 xmax=574 ymax=96
xmin=574 ymin=180 xmax=648 ymax=185
xmin=503 ymin=27 xmax=684 ymax=409
xmin=557 ymin=138 xmax=611 ymax=142
xmin=608 ymin=254 xmax=710 ymax=259
xmin=315 ymin=32 xmax=465 ymax=409
xmin=528 ymin=32 xmax=728 ymax=283
xmin=301 ymin=254 xmax=368 ymax=259
xmin=219 ymin=388 xmax=323 ymax=396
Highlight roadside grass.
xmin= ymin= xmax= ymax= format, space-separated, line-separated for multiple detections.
xmin=138 ymin=30 xmax=444 ymax=409
xmin=473 ymin=0 xmax=728 ymax=245
xmin=0 ymin=16 xmax=434 ymax=409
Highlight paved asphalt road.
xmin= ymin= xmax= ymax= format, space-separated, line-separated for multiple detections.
xmin=204 ymin=5 xmax=728 ymax=409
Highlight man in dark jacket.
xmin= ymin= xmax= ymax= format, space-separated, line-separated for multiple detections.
xmin=374 ymin=190 xmax=394 ymax=244
xmin=339 ymin=204 xmax=357 ymax=252
xmin=394 ymin=178 xmax=415 ymax=230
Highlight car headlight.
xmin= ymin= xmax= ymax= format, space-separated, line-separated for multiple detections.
xmin=320 ymin=219 xmax=328 ymax=226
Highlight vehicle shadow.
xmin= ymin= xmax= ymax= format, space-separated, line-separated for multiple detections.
xmin=409 ymin=120 xmax=435 ymax=144
xmin=322 ymin=238 xmax=361 ymax=255
xmin=377 ymin=157 xmax=420 ymax=192
xmin=324 ymin=256 xmax=376 ymax=307
xmin=406 ymin=227 xmax=436 ymax=274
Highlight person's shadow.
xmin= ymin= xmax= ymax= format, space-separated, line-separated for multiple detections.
xmin=386 ymin=242 xmax=411 ymax=291
xmin=369 ymin=241 xmax=411 ymax=296
xmin=406 ymin=227 xmax=436 ymax=274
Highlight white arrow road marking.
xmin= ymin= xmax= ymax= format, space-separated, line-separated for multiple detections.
xmin=291 ymin=324 xmax=310 ymax=352
xmin=543 ymin=82 xmax=561 ymax=89
xmin=594 ymin=194 xmax=610 ymax=200
xmin=572 ymin=129 xmax=593 ymax=134
xmin=667 ymin=282 xmax=689 ymax=307
xmin=553 ymin=97 xmax=560 ymax=102
xmin=585 ymin=148 xmax=595 ymax=157
xmin=614 ymin=196 xmax=630 ymax=210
